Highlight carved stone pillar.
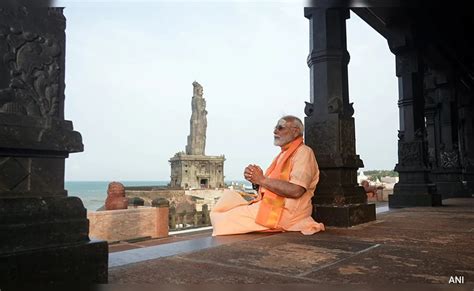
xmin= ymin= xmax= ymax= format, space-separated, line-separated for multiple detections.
xmin=430 ymin=71 xmax=469 ymax=198
xmin=457 ymin=87 xmax=474 ymax=194
xmin=304 ymin=7 xmax=375 ymax=227
xmin=0 ymin=7 xmax=107 ymax=283
xmin=388 ymin=40 xmax=440 ymax=207
xmin=423 ymin=69 xmax=438 ymax=182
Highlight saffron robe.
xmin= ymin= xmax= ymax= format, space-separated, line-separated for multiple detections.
xmin=210 ymin=144 xmax=325 ymax=236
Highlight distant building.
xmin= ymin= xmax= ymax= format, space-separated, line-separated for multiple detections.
xmin=357 ymin=171 xmax=368 ymax=184
xmin=169 ymin=81 xmax=225 ymax=189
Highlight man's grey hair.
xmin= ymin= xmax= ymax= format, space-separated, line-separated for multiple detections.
xmin=281 ymin=115 xmax=304 ymax=136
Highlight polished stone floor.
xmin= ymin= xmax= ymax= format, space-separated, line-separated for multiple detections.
xmin=108 ymin=198 xmax=473 ymax=285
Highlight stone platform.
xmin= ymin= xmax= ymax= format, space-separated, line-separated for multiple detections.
xmin=108 ymin=198 xmax=473 ymax=285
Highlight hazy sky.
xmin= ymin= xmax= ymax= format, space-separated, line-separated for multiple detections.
xmin=60 ymin=1 xmax=398 ymax=181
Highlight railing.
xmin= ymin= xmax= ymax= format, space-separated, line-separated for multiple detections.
xmin=127 ymin=196 xmax=213 ymax=231
xmin=169 ymin=205 xmax=211 ymax=230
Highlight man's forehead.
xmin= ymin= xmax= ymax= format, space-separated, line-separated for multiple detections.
xmin=276 ymin=119 xmax=287 ymax=126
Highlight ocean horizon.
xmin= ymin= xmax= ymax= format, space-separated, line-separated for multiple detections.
xmin=66 ymin=180 xmax=250 ymax=211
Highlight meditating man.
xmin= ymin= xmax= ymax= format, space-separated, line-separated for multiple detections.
xmin=211 ymin=115 xmax=325 ymax=236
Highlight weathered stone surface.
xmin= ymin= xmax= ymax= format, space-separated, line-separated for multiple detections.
xmin=88 ymin=207 xmax=169 ymax=242
xmin=169 ymin=153 xmax=225 ymax=189
xmin=0 ymin=239 xmax=108 ymax=285
xmin=105 ymin=181 xmax=128 ymax=210
xmin=109 ymin=198 xmax=473 ymax=285
xmin=0 ymin=6 xmax=107 ymax=284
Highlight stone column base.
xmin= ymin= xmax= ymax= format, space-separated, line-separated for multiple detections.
xmin=390 ymin=183 xmax=441 ymax=207
xmin=464 ymin=182 xmax=474 ymax=196
xmin=436 ymin=182 xmax=472 ymax=199
xmin=313 ymin=203 xmax=376 ymax=227
xmin=389 ymin=193 xmax=442 ymax=208
xmin=0 ymin=240 xmax=108 ymax=285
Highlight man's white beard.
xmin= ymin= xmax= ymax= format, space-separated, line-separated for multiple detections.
xmin=274 ymin=135 xmax=293 ymax=146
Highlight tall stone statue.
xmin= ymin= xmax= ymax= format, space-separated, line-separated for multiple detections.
xmin=186 ymin=81 xmax=207 ymax=155
xmin=170 ymin=81 xmax=224 ymax=189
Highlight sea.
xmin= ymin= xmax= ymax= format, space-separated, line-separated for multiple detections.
xmin=65 ymin=180 xmax=250 ymax=211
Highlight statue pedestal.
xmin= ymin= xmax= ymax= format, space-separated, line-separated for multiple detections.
xmin=433 ymin=169 xmax=471 ymax=199
xmin=0 ymin=239 xmax=108 ymax=284
xmin=0 ymin=197 xmax=108 ymax=284
xmin=314 ymin=203 xmax=376 ymax=227
xmin=389 ymin=182 xmax=440 ymax=207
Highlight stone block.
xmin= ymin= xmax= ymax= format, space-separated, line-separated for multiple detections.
xmin=313 ymin=203 xmax=376 ymax=227
xmin=88 ymin=207 xmax=169 ymax=242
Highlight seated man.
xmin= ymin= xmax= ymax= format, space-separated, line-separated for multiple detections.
xmin=211 ymin=115 xmax=325 ymax=236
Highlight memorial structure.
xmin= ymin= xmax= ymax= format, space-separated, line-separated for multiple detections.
xmin=169 ymin=81 xmax=225 ymax=189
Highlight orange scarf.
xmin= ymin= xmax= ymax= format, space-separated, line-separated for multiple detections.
xmin=254 ymin=136 xmax=304 ymax=228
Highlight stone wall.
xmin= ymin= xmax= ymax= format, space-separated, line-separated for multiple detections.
xmin=87 ymin=207 xmax=168 ymax=242
xmin=126 ymin=189 xmax=185 ymax=205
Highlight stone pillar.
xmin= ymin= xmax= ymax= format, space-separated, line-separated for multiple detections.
xmin=457 ymin=87 xmax=474 ymax=194
xmin=0 ymin=7 xmax=108 ymax=283
xmin=423 ymin=69 xmax=438 ymax=182
xmin=388 ymin=37 xmax=440 ymax=207
xmin=152 ymin=198 xmax=169 ymax=238
xmin=201 ymin=204 xmax=210 ymax=225
xmin=304 ymin=7 xmax=375 ymax=227
xmin=169 ymin=205 xmax=177 ymax=230
xmin=430 ymin=71 xmax=469 ymax=198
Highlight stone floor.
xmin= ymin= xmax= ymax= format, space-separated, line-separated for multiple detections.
xmin=108 ymin=198 xmax=473 ymax=286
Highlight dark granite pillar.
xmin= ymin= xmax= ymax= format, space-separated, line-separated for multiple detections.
xmin=0 ymin=7 xmax=108 ymax=284
xmin=304 ymin=7 xmax=375 ymax=227
xmin=429 ymin=71 xmax=469 ymax=198
xmin=423 ymin=69 xmax=438 ymax=182
xmin=388 ymin=41 xmax=440 ymax=207
xmin=457 ymin=87 xmax=474 ymax=194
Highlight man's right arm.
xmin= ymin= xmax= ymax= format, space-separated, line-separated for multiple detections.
xmin=245 ymin=165 xmax=306 ymax=199
xmin=258 ymin=176 xmax=306 ymax=199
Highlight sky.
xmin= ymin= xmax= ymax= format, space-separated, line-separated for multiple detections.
xmin=60 ymin=1 xmax=399 ymax=181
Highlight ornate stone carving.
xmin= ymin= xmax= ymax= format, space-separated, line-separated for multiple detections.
xmin=47 ymin=8 xmax=66 ymax=31
xmin=0 ymin=157 xmax=29 ymax=191
xmin=0 ymin=26 xmax=61 ymax=117
xmin=397 ymin=130 xmax=405 ymax=141
xmin=340 ymin=119 xmax=355 ymax=154
xmin=399 ymin=142 xmax=421 ymax=166
xmin=105 ymin=182 xmax=128 ymax=210
xmin=328 ymin=96 xmax=342 ymax=113
xmin=440 ymin=150 xmax=459 ymax=168
xmin=304 ymin=101 xmax=313 ymax=117
xmin=347 ymin=102 xmax=355 ymax=117
xmin=428 ymin=147 xmax=436 ymax=165
xmin=186 ymin=81 xmax=207 ymax=155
